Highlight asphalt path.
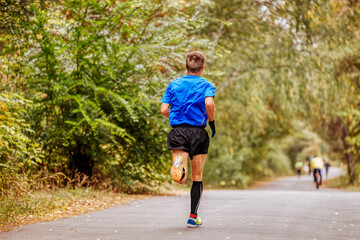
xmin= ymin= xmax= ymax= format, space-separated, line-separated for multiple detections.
xmin=2 ymin=167 xmax=360 ymax=240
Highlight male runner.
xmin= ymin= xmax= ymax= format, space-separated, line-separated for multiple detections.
xmin=309 ymin=156 xmax=325 ymax=186
xmin=160 ymin=51 xmax=215 ymax=228
xmin=295 ymin=161 xmax=303 ymax=178
xmin=323 ymin=156 xmax=331 ymax=178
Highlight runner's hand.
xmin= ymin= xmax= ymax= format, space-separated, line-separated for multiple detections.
xmin=209 ymin=120 xmax=216 ymax=137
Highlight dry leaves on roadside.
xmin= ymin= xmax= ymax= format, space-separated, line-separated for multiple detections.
xmin=0 ymin=193 xmax=151 ymax=233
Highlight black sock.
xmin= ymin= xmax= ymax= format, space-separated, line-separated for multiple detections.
xmin=190 ymin=181 xmax=203 ymax=215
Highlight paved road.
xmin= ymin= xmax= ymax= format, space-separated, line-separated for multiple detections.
xmin=2 ymin=167 xmax=360 ymax=240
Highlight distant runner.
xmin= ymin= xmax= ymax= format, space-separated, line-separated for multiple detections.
xmin=160 ymin=51 xmax=216 ymax=228
xmin=308 ymin=156 xmax=314 ymax=175
xmin=309 ymin=156 xmax=324 ymax=186
xmin=295 ymin=161 xmax=303 ymax=178
xmin=323 ymin=157 xmax=331 ymax=178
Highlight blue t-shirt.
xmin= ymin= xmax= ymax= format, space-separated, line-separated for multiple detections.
xmin=161 ymin=75 xmax=215 ymax=127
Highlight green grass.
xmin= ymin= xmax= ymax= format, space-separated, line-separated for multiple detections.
xmin=0 ymin=188 xmax=142 ymax=232
xmin=326 ymin=176 xmax=360 ymax=191
xmin=0 ymin=188 xmax=98 ymax=223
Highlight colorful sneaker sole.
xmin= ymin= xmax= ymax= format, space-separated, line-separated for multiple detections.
xmin=187 ymin=223 xmax=198 ymax=228
xmin=170 ymin=165 xmax=185 ymax=182
xmin=170 ymin=156 xmax=185 ymax=183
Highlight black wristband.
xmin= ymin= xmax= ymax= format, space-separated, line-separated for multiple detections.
xmin=209 ymin=120 xmax=216 ymax=137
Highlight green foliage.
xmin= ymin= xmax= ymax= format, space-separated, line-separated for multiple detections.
xmin=205 ymin=127 xmax=328 ymax=188
xmin=199 ymin=0 xmax=356 ymax=187
xmin=2 ymin=0 xmax=360 ymax=192
xmin=299 ymin=0 xmax=360 ymax=183
xmin=1 ymin=0 xmax=212 ymax=190
xmin=354 ymin=163 xmax=360 ymax=186
xmin=0 ymin=91 xmax=43 ymax=195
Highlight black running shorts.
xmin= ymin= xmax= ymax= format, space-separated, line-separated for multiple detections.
xmin=167 ymin=124 xmax=210 ymax=160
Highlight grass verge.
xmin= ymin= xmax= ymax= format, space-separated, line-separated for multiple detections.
xmin=0 ymin=188 xmax=152 ymax=233
xmin=326 ymin=176 xmax=360 ymax=191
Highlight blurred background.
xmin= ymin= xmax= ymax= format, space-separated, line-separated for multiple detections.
xmin=1 ymin=0 xmax=360 ymax=196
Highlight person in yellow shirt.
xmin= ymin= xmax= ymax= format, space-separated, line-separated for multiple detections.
xmin=309 ymin=156 xmax=325 ymax=186
xmin=295 ymin=161 xmax=304 ymax=178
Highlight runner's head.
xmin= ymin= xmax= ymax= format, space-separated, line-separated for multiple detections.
xmin=186 ymin=51 xmax=204 ymax=74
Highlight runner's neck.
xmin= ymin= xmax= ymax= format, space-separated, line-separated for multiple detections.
xmin=187 ymin=72 xmax=202 ymax=77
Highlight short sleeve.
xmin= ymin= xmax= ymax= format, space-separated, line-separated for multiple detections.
xmin=161 ymin=84 xmax=172 ymax=103
xmin=204 ymin=82 xmax=215 ymax=97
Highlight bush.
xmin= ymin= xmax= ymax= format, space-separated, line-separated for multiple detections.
xmin=0 ymin=92 xmax=43 ymax=196
xmin=1 ymin=0 xmax=212 ymax=191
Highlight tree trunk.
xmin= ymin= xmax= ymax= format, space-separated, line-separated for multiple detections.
xmin=341 ymin=124 xmax=355 ymax=183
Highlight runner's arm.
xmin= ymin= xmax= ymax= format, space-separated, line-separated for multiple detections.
xmin=205 ymin=97 xmax=215 ymax=121
xmin=161 ymin=103 xmax=170 ymax=119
